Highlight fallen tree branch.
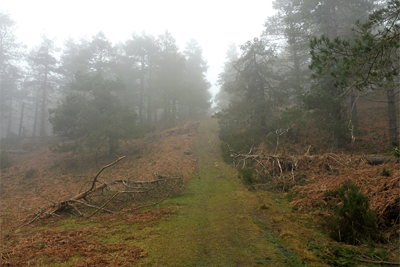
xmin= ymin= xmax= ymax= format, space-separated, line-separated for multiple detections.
xmin=19 ymin=208 xmax=44 ymax=228
xmin=19 ymin=155 xmax=183 ymax=227
xmin=355 ymin=255 xmax=400 ymax=266
xmin=87 ymin=192 xmax=120 ymax=218
xmin=84 ymin=156 xmax=126 ymax=198
xmin=69 ymin=203 xmax=84 ymax=217
xmin=70 ymin=200 xmax=115 ymax=214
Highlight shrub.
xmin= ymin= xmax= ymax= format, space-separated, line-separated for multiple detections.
xmin=219 ymin=130 xmax=254 ymax=164
xmin=0 ymin=151 xmax=13 ymax=170
xmin=380 ymin=168 xmax=390 ymax=177
xmin=324 ymin=180 xmax=378 ymax=245
xmin=238 ymin=168 xmax=255 ymax=185
xmin=24 ymin=168 xmax=37 ymax=180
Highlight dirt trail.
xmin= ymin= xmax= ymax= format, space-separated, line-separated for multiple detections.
xmin=138 ymin=119 xmax=303 ymax=266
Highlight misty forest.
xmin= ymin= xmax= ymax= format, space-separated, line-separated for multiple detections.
xmin=1 ymin=0 xmax=399 ymax=266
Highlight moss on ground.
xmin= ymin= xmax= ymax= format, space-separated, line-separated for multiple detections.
xmin=134 ymin=119 xmax=316 ymax=266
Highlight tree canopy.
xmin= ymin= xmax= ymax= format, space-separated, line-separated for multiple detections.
xmin=215 ymin=0 xmax=399 ymax=154
xmin=0 ymin=20 xmax=212 ymax=154
xmin=1 ymin=1 xmax=398 ymax=155
xmin=49 ymin=73 xmax=138 ymax=154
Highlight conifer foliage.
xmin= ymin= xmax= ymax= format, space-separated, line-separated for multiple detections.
xmin=216 ymin=0 xmax=399 ymax=153
xmin=0 ymin=14 xmax=212 ymax=155
xmin=325 ymin=181 xmax=378 ymax=245
xmin=49 ymin=73 xmax=138 ymax=155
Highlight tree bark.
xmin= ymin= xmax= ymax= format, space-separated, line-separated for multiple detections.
xmin=333 ymin=94 xmax=345 ymax=149
xmin=139 ymin=54 xmax=144 ymax=125
xmin=32 ymin=82 xmax=41 ymax=139
xmin=163 ymin=96 xmax=170 ymax=122
xmin=171 ymin=98 xmax=177 ymax=122
xmin=387 ymin=88 xmax=398 ymax=145
xmin=39 ymin=65 xmax=48 ymax=137
xmin=326 ymin=0 xmax=338 ymax=39
xmin=350 ymin=92 xmax=358 ymax=125
xmin=291 ymin=41 xmax=303 ymax=107
xmin=18 ymin=102 xmax=24 ymax=137
xmin=6 ymin=95 xmax=13 ymax=137
xmin=147 ymin=69 xmax=152 ymax=123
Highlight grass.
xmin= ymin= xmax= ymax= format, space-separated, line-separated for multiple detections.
xmin=20 ymin=119 xmax=322 ymax=266
xmin=133 ymin=119 xmax=315 ymax=266
xmin=5 ymin=118 xmax=395 ymax=266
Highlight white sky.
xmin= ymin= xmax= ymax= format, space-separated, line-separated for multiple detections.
xmin=1 ymin=0 xmax=275 ymax=100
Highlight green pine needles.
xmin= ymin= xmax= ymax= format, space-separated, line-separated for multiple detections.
xmin=238 ymin=168 xmax=255 ymax=186
xmin=325 ymin=180 xmax=378 ymax=245
xmin=0 ymin=151 xmax=13 ymax=170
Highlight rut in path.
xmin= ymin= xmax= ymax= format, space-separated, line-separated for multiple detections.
xmin=139 ymin=119 xmax=303 ymax=266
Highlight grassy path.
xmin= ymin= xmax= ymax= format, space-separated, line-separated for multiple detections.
xmin=4 ymin=118 xmax=396 ymax=266
xmin=138 ymin=119 xmax=303 ymax=266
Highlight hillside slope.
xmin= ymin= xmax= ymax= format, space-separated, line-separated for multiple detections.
xmin=1 ymin=118 xmax=398 ymax=266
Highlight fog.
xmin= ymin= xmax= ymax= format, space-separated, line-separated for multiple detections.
xmin=1 ymin=0 xmax=275 ymax=98
xmin=1 ymin=2 xmax=399 ymax=262
xmin=1 ymin=0 xmax=397 ymax=153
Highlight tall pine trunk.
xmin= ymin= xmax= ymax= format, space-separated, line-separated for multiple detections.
xmin=32 ymin=83 xmax=41 ymax=139
xmin=350 ymin=92 xmax=358 ymax=125
xmin=139 ymin=55 xmax=144 ymax=125
xmin=147 ymin=70 xmax=152 ymax=123
xmin=292 ymin=44 xmax=302 ymax=107
xmin=18 ymin=102 xmax=25 ymax=137
xmin=387 ymin=88 xmax=398 ymax=145
xmin=39 ymin=67 xmax=48 ymax=137
xmin=147 ymin=93 xmax=152 ymax=124
xmin=6 ymin=96 xmax=13 ymax=137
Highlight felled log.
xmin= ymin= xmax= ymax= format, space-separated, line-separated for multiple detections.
xmin=367 ymin=156 xmax=399 ymax=165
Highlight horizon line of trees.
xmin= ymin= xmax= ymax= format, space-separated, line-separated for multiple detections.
xmin=214 ymin=0 xmax=399 ymax=154
xmin=1 ymin=13 xmax=211 ymax=151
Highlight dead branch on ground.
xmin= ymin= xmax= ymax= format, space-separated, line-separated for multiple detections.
xmin=19 ymin=157 xmax=183 ymax=227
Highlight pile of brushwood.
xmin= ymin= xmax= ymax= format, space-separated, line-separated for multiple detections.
xmin=230 ymin=146 xmax=399 ymax=245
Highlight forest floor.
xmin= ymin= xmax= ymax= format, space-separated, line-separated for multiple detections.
xmin=1 ymin=116 xmax=399 ymax=266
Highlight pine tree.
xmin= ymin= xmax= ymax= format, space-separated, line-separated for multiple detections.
xmin=182 ymin=39 xmax=211 ymax=118
xmin=0 ymin=12 xmax=24 ymax=138
xmin=309 ymin=0 xmax=400 ymax=146
xmin=49 ymin=73 xmax=139 ymax=155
